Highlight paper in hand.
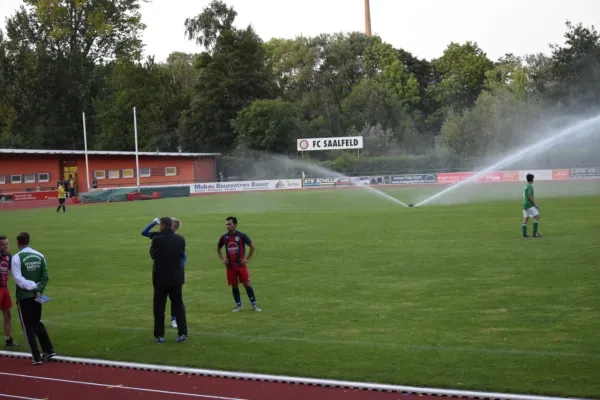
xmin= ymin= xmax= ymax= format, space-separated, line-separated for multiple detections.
xmin=35 ymin=295 xmax=51 ymax=304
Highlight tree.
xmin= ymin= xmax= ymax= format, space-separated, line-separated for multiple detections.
xmin=232 ymin=99 xmax=303 ymax=153
xmin=93 ymin=56 xmax=185 ymax=151
xmin=2 ymin=0 xmax=147 ymax=149
xmin=179 ymin=1 xmax=273 ymax=153
xmin=430 ymin=41 xmax=494 ymax=111
xmin=547 ymin=21 xmax=600 ymax=107
xmin=0 ymin=31 xmax=17 ymax=144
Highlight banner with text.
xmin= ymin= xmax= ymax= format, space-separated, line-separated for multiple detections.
xmin=11 ymin=191 xmax=58 ymax=202
xmin=297 ymin=136 xmax=363 ymax=151
xmin=191 ymin=179 xmax=302 ymax=194
xmin=569 ymin=167 xmax=600 ymax=179
xmin=303 ymin=178 xmax=353 ymax=187
xmin=518 ymin=169 xmax=554 ymax=181
xmin=389 ymin=174 xmax=437 ymax=184
xmin=552 ymin=169 xmax=571 ymax=180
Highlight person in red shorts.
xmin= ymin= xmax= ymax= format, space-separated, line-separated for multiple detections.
xmin=0 ymin=235 xmax=19 ymax=349
xmin=217 ymin=216 xmax=261 ymax=312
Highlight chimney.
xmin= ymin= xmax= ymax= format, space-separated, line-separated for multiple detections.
xmin=364 ymin=0 xmax=372 ymax=36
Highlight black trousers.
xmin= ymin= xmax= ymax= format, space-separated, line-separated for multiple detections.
xmin=17 ymin=298 xmax=54 ymax=360
xmin=153 ymin=284 xmax=187 ymax=338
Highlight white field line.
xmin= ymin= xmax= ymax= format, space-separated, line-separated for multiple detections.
xmin=0 ymin=351 xmax=591 ymax=400
xmin=0 ymin=372 xmax=246 ymax=400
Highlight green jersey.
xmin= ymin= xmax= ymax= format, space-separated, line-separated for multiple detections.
xmin=522 ymin=184 xmax=535 ymax=209
xmin=10 ymin=246 xmax=49 ymax=301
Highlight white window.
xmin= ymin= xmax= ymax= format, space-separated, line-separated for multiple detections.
xmin=94 ymin=170 xmax=106 ymax=179
xmin=38 ymin=173 xmax=50 ymax=182
xmin=108 ymin=170 xmax=120 ymax=179
xmin=10 ymin=175 xmax=21 ymax=184
xmin=165 ymin=167 xmax=177 ymax=176
xmin=0 ymin=176 xmax=5 ymax=184
xmin=122 ymin=169 xmax=134 ymax=178
xmin=139 ymin=168 xmax=151 ymax=177
xmin=24 ymin=174 xmax=36 ymax=183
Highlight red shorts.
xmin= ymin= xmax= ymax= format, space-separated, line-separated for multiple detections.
xmin=0 ymin=288 xmax=12 ymax=311
xmin=226 ymin=266 xmax=250 ymax=286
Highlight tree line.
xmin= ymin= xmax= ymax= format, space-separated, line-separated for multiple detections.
xmin=1 ymin=0 xmax=599 ymax=176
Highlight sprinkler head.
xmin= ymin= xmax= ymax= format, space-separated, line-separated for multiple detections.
xmin=408 ymin=204 xmax=414 ymax=207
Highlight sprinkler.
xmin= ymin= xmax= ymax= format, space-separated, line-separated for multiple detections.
xmin=408 ymin=204 xmax=414 ymax=207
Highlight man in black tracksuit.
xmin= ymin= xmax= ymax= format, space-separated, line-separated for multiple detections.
xmin=150 ymin=217 xmax=187 ymax=343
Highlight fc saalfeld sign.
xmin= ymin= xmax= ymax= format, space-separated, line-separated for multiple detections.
xmin=297 ymin=136 xmax=364 ymax=151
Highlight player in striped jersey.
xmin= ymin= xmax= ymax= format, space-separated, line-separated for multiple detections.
xmin=0 ymin=235 xmax=18 ymax=349
xmin=217 ymin=216 xmax=261 ymax=312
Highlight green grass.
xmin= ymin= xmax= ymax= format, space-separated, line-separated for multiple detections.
xmin=2 ymin=181 xmax=600 ymax=398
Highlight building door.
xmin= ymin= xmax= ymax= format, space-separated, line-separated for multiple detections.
xmin=63 ymin=165 xmax=78 ymax=196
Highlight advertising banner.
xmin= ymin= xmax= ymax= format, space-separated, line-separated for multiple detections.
xmin=436 ymin=172 xmax=475 ymax=184
xmin=191 ymin=179 xmax=301 ymax=194
xmin=569 ymin=167 xmax=600 ymax=179
xmin=303 ymin=178 xmax=350 ymax=187
xmin=389 ymin=174 xmax=437 ymax=184
xmin=476 ymin=171 xmax=520 ymax=182
xmin=297 ymin=136 xmax=363 ymax=151
xmin=518 ymin=170 xmax=553 ymax=181
xmin=552 ymin=169 xmax=571 ymax=180
xmin=12 ymin=191 xmax=58 ymax=202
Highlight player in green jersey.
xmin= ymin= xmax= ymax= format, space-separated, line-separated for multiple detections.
xmin=522 ymin=173 xmax=541 ymax=237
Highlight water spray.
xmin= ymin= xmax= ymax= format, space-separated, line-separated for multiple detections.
xmin=414 ymin=113 xmax=600 ymax=208
xmin=271 ymin=155 xmax=409 ymax=207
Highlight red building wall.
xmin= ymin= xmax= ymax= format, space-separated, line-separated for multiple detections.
xmin=0 ymin=153 xmax=217 ymax=195
xmin=0 ymin=155 xmax=61 ymax=192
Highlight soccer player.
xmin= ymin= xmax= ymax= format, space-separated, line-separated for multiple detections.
xmin=0 ymin=235 xmax=18 ymax=349
xmin=142 ymin=217 xmax=186 ymax=328
xmin=522 ymin=173 xmax=541 ymax=238
xmin=56 ymin=183 xmax=66 ymax=213
xmin=217 ymin=216 xmax=261 ymax=312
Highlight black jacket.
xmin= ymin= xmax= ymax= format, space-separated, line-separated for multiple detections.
xmin=150 ymin=231 xmax=186 ymax=286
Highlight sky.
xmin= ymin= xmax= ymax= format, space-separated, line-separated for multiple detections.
xmin=1 ymin=0 xmax=600 ymax=62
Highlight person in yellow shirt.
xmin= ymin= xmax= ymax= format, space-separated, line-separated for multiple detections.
xmin=56 ymin=183 xmax=66 ymax=213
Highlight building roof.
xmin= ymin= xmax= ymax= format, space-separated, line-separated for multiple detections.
xmin=0 ymin=149 xmax=221 ymax=157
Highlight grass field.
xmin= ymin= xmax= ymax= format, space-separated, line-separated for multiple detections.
xmin=2 ymin=181 xmax=600 ymax=398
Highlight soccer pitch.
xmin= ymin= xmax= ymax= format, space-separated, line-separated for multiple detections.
xmin=2 ymin=181 xmax=599 ymax=398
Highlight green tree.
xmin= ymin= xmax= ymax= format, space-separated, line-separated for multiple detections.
xmin=179 ymin=0 xmax=273 ymax=153
xmin=547 ymin=21 xmax=600 ymax=106
xmin=93 ymin=56 xmax=185 ymax=151
xmin=430 ymin=41 xmax=494 ymax=111
xmin=3 ymin=0 xmax=147 ymax=149
xmin=232 ymin=98 xmax=303 ymax=153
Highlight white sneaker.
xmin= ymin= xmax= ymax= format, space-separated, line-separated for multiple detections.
xmin=171 ymin=320 xmax=178 ymax=328
xmin=252 ymin=305 xmax=262 ymax=312
xmin=232 ymin=305 xmax=243 ymax=312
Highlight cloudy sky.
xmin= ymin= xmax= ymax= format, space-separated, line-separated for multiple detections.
xmin=1 ymin=0 xmax=599 ymax=62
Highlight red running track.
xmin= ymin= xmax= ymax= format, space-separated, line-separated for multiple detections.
xmin=0 ymin=356 xmax=438 ymax=400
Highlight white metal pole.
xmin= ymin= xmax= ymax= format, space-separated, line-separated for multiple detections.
xmin=82 ymin=112 xmax=90 ymax=191
xmin=133 ymin=107 xmax=141 ymax=192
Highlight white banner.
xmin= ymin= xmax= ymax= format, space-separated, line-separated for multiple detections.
xmin=191 ymin=179 xmax=302 ymax=194
xmin=297 ymin=136 xmax=363 ymax=151
xmin=518 ymin=170 xmax=553 ymax=181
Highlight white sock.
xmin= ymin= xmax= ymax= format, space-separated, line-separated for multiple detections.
xmin=5 ymin=336 xmax=10 ymax=340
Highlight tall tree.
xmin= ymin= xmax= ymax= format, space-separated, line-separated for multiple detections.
xmin=3 ymin=0 xmax=147 ymax=149
xmin=547 ymin=21 xmax=600 ymax=107
xmin=179 ymin=0 xmax=273 ymax=153
xmin=430 ymin=41 xmax=494 ymax=111
xmin=93 ymin=56 xmax=185 ymax=151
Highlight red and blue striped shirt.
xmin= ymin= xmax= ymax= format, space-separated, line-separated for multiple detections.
xmin=218 ymin=231 xmax=252 ymax=268
xmin=0 ymin=252 xmax=11 ymax=290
